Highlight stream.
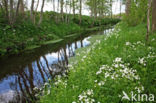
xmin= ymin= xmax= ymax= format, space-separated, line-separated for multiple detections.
xmin=0 ymin=28 xmax=113 ymax=103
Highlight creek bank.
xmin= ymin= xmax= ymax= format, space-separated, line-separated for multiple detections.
xmin=0 ymin=24 xmax=115 ymax=57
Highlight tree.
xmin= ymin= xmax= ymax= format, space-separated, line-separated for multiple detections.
xmin=38 ymin=0 xmax=45 ymax=26
xmin=72 ymin=0 xmax=75 ymax=17
xmin=9 ymin=0 xmax=14 ymax=25
xmin=30 ymin=0 xmax=35 ymax=23
xmin=109 ymin=0 xmax=113 ymax=18
xmin=60 ymin=0 xmax=64 ymax=21
xmin=19 ymin=0 xmax=24 ymax=15
xmin=0 ymin=1 xmax=3 ymax=11
xmin=34 ymin=0 xmax=39 ymax=24
xmin=53 ymin=0 xmax=55 ymax=12
xmin=146 ymin=0 xmax=152 ymax=41
xmin=125 ymin=0 xmax=131 ymax=16
xmin=15 ymin=0 xmax=21 ymax=17
xmin=79 ymin=0 xmax=82 ymax=24
xmin=152 ymin=0 xmax=156 ymax=32
xmin=3 ymin=0 xmax=9 ymax=22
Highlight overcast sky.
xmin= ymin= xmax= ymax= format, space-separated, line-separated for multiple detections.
xmin=27 ymin=0 xmax=125 ymax=16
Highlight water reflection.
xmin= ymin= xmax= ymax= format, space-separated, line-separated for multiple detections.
xmin=0 ymin=28 xmax=113 ymax=103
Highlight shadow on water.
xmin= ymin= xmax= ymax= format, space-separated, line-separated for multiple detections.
xmin=0 ymin=27 xmax=113 ymax=103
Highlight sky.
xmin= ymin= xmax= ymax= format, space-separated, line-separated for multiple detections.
xmin=27 ymin=0 xmax=125 ymax=16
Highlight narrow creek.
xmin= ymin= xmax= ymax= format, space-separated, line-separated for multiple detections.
xmin=0 ymin=27 xmax=113 ymax=103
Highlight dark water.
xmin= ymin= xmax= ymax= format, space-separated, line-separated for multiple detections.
xmin=0 ymin=28 xmax=113 ymax=103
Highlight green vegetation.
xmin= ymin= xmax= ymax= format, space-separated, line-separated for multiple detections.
xmin=0 ymin=12 xmax=120 ymax=56
xmin=0 ymin=0 xmax=156 ymax=102
xmin=39 ymin=22 xmax=156 ymax=103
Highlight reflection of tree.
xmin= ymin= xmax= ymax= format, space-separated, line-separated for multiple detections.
xmin=68 ymin=44 xmax=74 ymax=57
xmin=28 ymin=64 xmax=35 ymax=96
xmin=80 ymin=35 xmax=84 ymax=48
xmin=43 ymin=56 xmax=53 ymax=76
xmin=39 ymin=60 xmax=49 ymax=79
xmin=75 ymin=41 xmax=77 ymax=49
xmin=80 ymin=39 xmax=83 ymax=47
xmin=12 ymin=64 xmax=37 ymax=102
xmin=3 ymin=37 xmax=84 ymax=102
xmin=63 ymin=46 xmax=68 ymax=65
xmin=37 ymin=60 xmax=46 ymax=82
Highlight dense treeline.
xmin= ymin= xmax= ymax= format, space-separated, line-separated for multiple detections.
xmin=124 ymin=0 xmax=156 ymax=42
xmin=0 ymin=0 xmax=121 ymax=56
xmin=0 ymin=0 xmax=120 ymax=26
xmin=124 ymin=0 xmax=156 ymax=32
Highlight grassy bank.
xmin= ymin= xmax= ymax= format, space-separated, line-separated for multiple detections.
xmin=0 ymin=12 xmax=120 ymax=56
xmin=39 ymin=22 xmax=156 ymax=103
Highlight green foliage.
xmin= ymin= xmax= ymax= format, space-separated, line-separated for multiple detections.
xmin=73 ymin=15 xmax=120 ymax=27
xmin=39 ymin=22 xmax=156 ymax=103
xmin=0 ymin=11 xmax=119 ymax=56
xmin=124 ymin=0 xmax=148 ymax=26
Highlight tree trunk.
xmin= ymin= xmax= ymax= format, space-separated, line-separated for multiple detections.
xmin=110 ymin=0 xmax=112 ymax=18
xmin=120 ymin=0 xmax=122 ymax=17
xmin=146 ymin=0 xmax=152 ymax=42
xmin=72 ymin=0 xmax=75 ymax=18
xmin=94 ymin=0 xmax=97 ymax=18
xmin=60 ymin=0 xmax=64 ymax=21
xmin=34 ymin=0 xmax=39 ymax=24
xmin=0 ymin=2 xmax=4 ymax=12
xmin=53 ymin=0 xmax=55 ymax=12
xmin=38 ymin=0 xmax=45 ymax=26
xmin=9 ymin=0 xmax=14 ymax=25
xmin=19 ymin=0 xmax=24 ymax=15
xmin=15 ymin=0 xmax=20 ymax=17
xmin=152 ymin=0 xmax=156 ymax=32
xmin=3 ymin=0 xmax=9 ymax=22
xmin=56 ymin=0 xmax=60 ymax=23
xmin=126 ymin=0 xmax=131 ymax=16
xmin=30 ymin=0 xmax=35 ymax=23
xmin=79 ymin=0 xmax=82 ymax=24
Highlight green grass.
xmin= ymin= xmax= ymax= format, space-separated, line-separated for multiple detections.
xmin=39 ymin=22 xmax=156 ymax=103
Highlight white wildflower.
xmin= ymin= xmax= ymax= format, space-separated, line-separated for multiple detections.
xmin=125 ymin=42 xmax=131 ymax=46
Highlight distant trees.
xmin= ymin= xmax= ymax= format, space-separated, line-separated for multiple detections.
xmin=0 ymin=0 xmax=25 ymax=25
xmin=86 ymin=0 xmax=112 ymax=18
xmin=0 ymin=0 xmax=116 ymax=27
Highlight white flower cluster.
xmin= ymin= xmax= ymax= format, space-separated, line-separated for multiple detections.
xmin=151 ymin=38 xmax=155 ymax=42
xmin=77 ymin=89 xmax=96 ymax=103
xmin=138 ymin=57 xmax=146 ymax=66
xmin=125 ymin=42 xmax=131 ymax=46
xmin=104 ymin=27 xmax=121 ymax=40
xmin=147 ymin=52 xmax=156 ymax=58
xmin=33 ymin=81 xmax=52 ymax=97
xmin=138 ymin=51 xmax=156 ymax=66
xmin=125 ymin=41 xmax=145 ymax=50
xmin=96 ymin=57 xmax=140 ymax=86
xmin=54 ymin=75 xmax=67 ymax=88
